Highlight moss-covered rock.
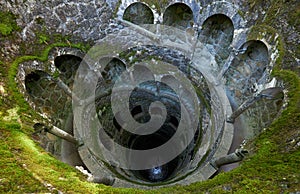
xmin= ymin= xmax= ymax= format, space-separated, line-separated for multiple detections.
xmin=0 ymin=11 xmax=19 ymax=36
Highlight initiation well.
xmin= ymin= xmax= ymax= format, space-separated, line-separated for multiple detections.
xmin=15 ymin=0 xmax=285 ymax=189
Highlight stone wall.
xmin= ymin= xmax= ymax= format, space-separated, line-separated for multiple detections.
xmin=1 ymin=0 xmax=112 ymax=42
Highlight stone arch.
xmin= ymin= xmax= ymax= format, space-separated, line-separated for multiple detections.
xmin=242 ymin=40 xmax=269 ymax=61
xmin=163 ymin=3 xmax=194 ymax=29
xmin=25 ymin=70 xmax=52 ymax=98
xmin=25 ymin=70 xmax=65 ymax=116
xmin=54 ymin=54 xmax=82 ymax=86
xmin=199 ymin=14 xmax=234 ymax=65
xmin=225 ymin=40 xmax=269 ymax=96
xmin=233 ymin=40 xmax=269 ymax=79
xmin=200 ymin=14 xmax=234 ymax=47
xmin=123 ymin=2 xmax=154 ymax=25
xmin=100 ymin=57 xmax=126 ymax=82
xmin=197 ymin=1 xmax=245 ymax=30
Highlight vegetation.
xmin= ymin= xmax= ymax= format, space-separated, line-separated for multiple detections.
xmin=0 ymin=11 xmax=19 ymax=36
xmin=246 ymin=0 xmax=300 ymax=74
xmin=0 ymin=127 xmax=48 ymax=193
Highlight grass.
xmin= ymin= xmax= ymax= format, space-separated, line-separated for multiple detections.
xmin=0 ymin=128 xmax=48 ymax=193
xmin=0 ymin=120 xmax=146 ymax=193
xmin=0 ymin=122 xmax=102 ymax=193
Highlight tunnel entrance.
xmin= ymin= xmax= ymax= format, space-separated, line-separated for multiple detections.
xmin=225 ymin=40 xmax=269 ymax=96
xmin=199 ymin=14 xmax=234 ymax=65
xmin=123 ymin=2 xmax=154 ymax=25
xmin=163 ymin=3 xmax=194 ymax=29
xmin=54 ymin=54 xmax=81 ymax=85
xmin=25 ymin=55 xmax=84 ymax=165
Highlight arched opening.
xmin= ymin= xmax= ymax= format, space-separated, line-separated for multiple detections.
xmin=24 ymin=71 xmax=60 ymax=112
xmin=100 ymin=58 xmax=126 ymax=82
xmin=25 ymin=69 xmax=72 ymax=121
xmin=25 ymin=70 xmax=51 ymax=96
xmin=163 ymin=3 xmax=194 ymax=29
xmin=200 ymin=14 xmax=234 ymax=46
xmin=240 ymin=40 xmax=269 ymax=80
xmin=226 ymin=40 xmax=269 ymax=95
xmin=54 ymin=54 xmax=82 ymax=85
xmin=199 ymin=14 xmax=234 ymax=64
xmin=25 ymin=71 xmax=75 ymax=161
xmin=123 ymin=2 xmax=154 ymax=25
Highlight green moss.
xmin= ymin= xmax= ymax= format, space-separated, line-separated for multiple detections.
xmin=247 ymin=25 xmax=275 ymax=41
xmin=38 ymin=34 xmax=49 ymax=45
xmin=249 ymin=0 xmax=299 ymax=33
xmin=0 ymin=120 xmax=148 ymax=193
xmin=2 ymin=107 xmax=20 ymax=122
xmin=0 ymin=129 xmax=48 ymax=193
xmin=0 ymin=23 xmax=14 ymax=36
xmin=194 ymin=86 xmax=211 ymax=115
xmin=52 ymin=69 xmax=60 ymax=79
xmin=269 ymin=70 xmax=300 ymax=142
xmin=0 ymin=123 xmax=99 ymax=193
xmin=288 ymin=3 xmax=300 ymax=31
xmin=248 ymin=0 xmax=264 ymax=10
xmin=0 ymin=11 xmax=19 ymax=36
xmin=113 ymin=0 xmax=122 ymax=17
xmin=237 ymin=10 xmax=245 ymax=20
